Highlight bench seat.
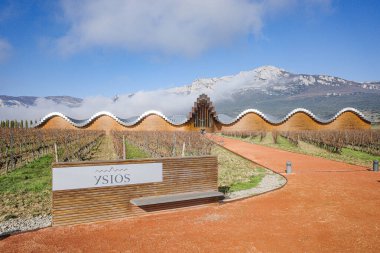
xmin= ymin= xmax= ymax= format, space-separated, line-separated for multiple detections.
xmin=130 ymin=191 xmax=224 ymax=206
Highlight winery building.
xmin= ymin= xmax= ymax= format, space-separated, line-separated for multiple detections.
xmin=36 ymin=94 xmax=371 ymax=132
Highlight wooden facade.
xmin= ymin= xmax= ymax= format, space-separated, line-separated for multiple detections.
xmin=191 ymin=94 xmax=216 ymax=129
xmin=37 ymin=94 xmax=372 ymax=132
xmin=52 ymin=156 xmax=220 ymax=226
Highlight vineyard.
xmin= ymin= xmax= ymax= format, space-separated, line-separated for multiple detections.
xmin=222 ymin=130 xmax=380 ymax=156
xmin=0 ymin=128 xmax=215 ymax=174
xmin=0 ymin=128 xmax=105 ymax=174
xmin=279 ymin=130 xmax=380 ymax=155
xmin=221 ymin=131 xmax=267 ymax=142
xmin=111 ymin=131 xmax=214 ymax=159
xmin=2 ymin=127 xmax=379 ymax=174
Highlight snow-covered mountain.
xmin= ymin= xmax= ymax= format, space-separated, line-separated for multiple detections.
xmin=1 ymin=66 xmax=379 ymax=122
xmin=167 ymin=66 xmax=380 ymax=98
xmin=165 ymin=66 xmax=380 ymax=121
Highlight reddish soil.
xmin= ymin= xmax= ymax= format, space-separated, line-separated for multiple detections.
xmin=1 ymin=136 xmax=379 ymax=253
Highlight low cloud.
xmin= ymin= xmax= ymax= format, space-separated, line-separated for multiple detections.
xmin=0 ymin=90 xmax=200 ymax=121
xmin=0 ymin=38 xmax=12 ymax=63
xmin=0 ymin=67 xmax=277 ymax=121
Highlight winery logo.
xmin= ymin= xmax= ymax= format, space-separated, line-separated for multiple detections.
xmin=94 ymin=166 xmax=131 ymax=186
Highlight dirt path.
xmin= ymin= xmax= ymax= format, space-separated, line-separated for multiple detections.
xmin=1 ymin=136 xmax=379 ymax=253
xmin=88 ymin=135 xmax=118 ymax=161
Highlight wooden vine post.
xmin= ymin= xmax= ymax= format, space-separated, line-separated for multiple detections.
xmin=123 ymin=135 xmax=126 ymax=160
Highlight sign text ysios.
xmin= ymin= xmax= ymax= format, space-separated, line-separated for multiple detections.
xmin=52 ymin=163 xmax=163 ymax=191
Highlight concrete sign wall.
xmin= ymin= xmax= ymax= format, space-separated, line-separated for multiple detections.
xmin=52 ymin=163 xmax=163 ymax=190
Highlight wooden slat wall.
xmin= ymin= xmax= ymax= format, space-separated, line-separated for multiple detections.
xmin=52 ymin=156 xmax=218 ymax=226
xmin=40 ymin=111 xmax=371 ymax=132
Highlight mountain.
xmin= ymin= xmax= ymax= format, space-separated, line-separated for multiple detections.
xmin=1 ymin=66 xmax=379 ymax=122
xmin=169 ymin=66 xmax=380 ymax=98
xmin=0 ymin=95 xmax=83 ymax=108
xmin=167 ymin=66 xmax=380 ymax=121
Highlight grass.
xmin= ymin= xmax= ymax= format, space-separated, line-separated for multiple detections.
xmin=223 ymin=133 xmax=380 ymax=167
xmin=211 ymin=145 xmax=268 ymax=193
xmin=342 ymin=148 xmax=379 ymax=161
xmin=274 ymin=137 xmax=380 ymax=167
xmin=323 ymin=148 xmax=380 ymax=167
xmin=0 ymin=155 xmax=52 ymax=194
xmin=125 ymin=141 xmax=150 ymax=159
xmin=229 ymin=174 xmax=266 ymax=192
xmin=0 ymin=155 xmax=52 ymax=221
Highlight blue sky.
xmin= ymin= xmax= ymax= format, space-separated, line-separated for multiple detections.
xmin=1 ymin=0 xmax=380 ymax=98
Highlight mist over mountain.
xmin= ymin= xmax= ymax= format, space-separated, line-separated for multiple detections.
xmin=171 ymin=66 xmax=380 ymax=121
xmin=1 ymin=66 xmax=379 ymax=122
xmin=0 ymin=96 xmax=83 ymax=108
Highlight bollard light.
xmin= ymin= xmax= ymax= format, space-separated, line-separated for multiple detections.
xmin=286 ymin=161 xmax=292 ymax=174
xmin=374 ymin=160 xmax=379 ymax=172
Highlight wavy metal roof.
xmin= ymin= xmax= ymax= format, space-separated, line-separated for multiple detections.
xmin=215 ymin=107 xmax=370 ymax=125
xmin=35 ymin=107 xmax=370 ymax=128
xmin=36 ymin=110 xmax=191 ymax=128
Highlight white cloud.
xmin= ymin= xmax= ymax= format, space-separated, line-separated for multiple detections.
xmin=56 ymin=0 xmax=332 ymax=56
xmin=0 ymin=90 xmax=199 ymax=121
xmin=0 ymin=38 xmax=12 ymax=63
xmin=56 ymin=0 xmax=265 ymax=56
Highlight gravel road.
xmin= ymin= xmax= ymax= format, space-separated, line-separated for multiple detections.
xmin=0 ymin=215 xmax=51 ymax=237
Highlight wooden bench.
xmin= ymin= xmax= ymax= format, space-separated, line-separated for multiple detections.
xmin=130 ymin=191 xmax=224 ymax=206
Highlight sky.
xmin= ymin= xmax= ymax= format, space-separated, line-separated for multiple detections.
xmin=0 ymin=0 xmax=379 ymax=99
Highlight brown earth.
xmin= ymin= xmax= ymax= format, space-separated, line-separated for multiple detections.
xmin=88 ymin=135 xmax=119 ymax=161
xmin=1 ymin=135 xmax=379 ymax=253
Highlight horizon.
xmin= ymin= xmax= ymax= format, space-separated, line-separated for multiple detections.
xmin=1 ymin=1 xmax=380 ymax=98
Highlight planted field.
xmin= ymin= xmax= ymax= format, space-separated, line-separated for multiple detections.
xmin=222 ymin=130 xmax=380 ymax=167
xmin=0 ymin=155 xmax=52 ymax=221
xmin=111 ymin=131 xmax=214 ymax=158
xmin=0 ymin=129 xmax=105 ymax=174
xmin=279 ymin=130 xmax=380 ymax=155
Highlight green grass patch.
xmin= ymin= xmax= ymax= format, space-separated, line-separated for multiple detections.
xmin=125 ymin=142 xmax=150 ymax=159
xmin=229 ymin=174 xmax=265 ymax=192
xmin=274 ymin=135 xmax=298 ymax=149
xmin=340 ymin=148 xmax=380 ymax=164
xmin=212 ymin=145 xmax=268 ymax=193
xmin=0 ymin=155 xmax=52 ymax=221
xmin=0 ymin=155 xmax=52 ymax=193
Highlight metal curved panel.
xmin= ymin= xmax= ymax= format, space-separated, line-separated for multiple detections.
xmin=215 ymin=107 xmax=370 ymax=125
xmin=36 ymin=107 xmax=370 ymax=129
xmin=35 ymin=110 xmax=191 ymax=128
